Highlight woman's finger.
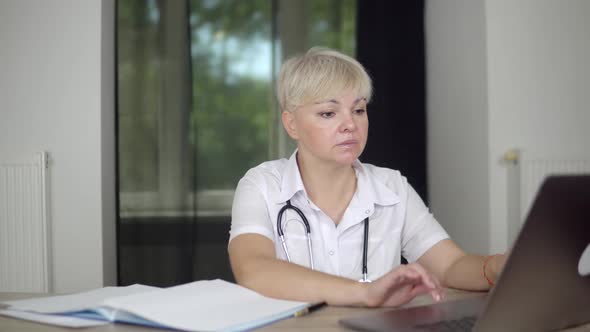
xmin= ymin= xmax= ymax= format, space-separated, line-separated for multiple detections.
xmin=405 ymin=263 xmax=445 ymax=301
xmin=406 ymin=263 xmax=440 ymax=290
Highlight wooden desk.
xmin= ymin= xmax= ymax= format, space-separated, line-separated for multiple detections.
xmin=2 ymin=290 xmax=590 ymax=331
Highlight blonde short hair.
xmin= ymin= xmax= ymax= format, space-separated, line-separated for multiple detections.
xmin=277 ymin=47 xmax=372 ymax=112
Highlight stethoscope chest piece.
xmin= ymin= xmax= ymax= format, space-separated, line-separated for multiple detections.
xmin=359 ymin=275 xmax=372 ymax=283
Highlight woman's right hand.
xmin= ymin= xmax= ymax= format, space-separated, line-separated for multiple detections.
xmin=364 ymin=263 xmax=445 ymax=307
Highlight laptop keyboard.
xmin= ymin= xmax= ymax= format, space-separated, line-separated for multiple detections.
xmin=414 ymin=316 xmax=477 ymax=331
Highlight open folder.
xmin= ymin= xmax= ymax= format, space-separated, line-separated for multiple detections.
xmin=0 ymin=279 xmax=313 ymax=331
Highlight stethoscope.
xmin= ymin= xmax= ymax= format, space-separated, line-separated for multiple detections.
xmin=276 ymin=200 xmax=372 ymax=283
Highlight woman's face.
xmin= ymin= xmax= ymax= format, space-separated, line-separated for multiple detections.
xmin=282 ymin=90 xmax=369 ymax=167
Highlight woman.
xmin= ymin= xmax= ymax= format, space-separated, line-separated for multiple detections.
xmin=228 ymin=47 xmax=505 ymax=307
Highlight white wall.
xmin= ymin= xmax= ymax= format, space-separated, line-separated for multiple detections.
xmin=486 ymin=0 xmax=590 ymax=252
xmin=426 ymin=0 xmax=590 ymax=253
xmin=0 ymin=0 xmax=116 ymax=292
xmin=425 ymin=0 xmax=490 ymax=253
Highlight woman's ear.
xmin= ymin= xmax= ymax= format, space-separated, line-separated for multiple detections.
xmin=281 ymin=111 xmax=299 ymax=140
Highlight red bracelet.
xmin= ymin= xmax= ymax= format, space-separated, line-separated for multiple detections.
xmin=483 ymin=255 xmax=497 ymax=287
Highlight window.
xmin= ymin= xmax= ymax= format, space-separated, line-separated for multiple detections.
xmin=117 ymin=0 xmax=357 ymax=218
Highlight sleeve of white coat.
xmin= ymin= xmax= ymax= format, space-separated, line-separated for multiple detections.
xmin=229 ymin=177 xmax=276 ymax=246
xmin=400 ymin=183 xmax=449 ymax=263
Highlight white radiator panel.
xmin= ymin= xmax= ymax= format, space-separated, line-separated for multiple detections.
xmin=0 ymin=152 xmax=51 ymax=292
xmin=520 ymin=158 xmax=590 ymax=219
xmin=506 ymin=150 xmax=590 ymax=245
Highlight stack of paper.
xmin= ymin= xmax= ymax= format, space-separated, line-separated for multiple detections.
xmin=0 ymin=279 xmax=312 ymax=331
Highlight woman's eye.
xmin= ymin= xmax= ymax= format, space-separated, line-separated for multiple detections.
xmin=319 ymin=111 xmax=335 ymax=118
xmin=354 ymin=108 xmax=366 ymax=115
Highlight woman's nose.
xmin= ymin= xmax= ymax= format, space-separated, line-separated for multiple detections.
xmin=340 ymin=113 xmax=357 ymax=132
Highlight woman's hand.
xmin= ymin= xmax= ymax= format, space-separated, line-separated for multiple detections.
xmin=364 ymin=263 xmax=445 ymax=307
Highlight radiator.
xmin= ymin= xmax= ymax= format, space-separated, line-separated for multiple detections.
xmin=505 ymin=150 xmax=590 ymax=244
xmin=0 ymin=152 xmax=51 ymax=292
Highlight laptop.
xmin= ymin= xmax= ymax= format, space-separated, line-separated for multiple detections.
xmin=340 ymin=175 xmax=590 ymax=332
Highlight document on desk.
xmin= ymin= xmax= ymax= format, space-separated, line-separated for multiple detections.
xmin=0 ymin=279 xmax=312 ymax=331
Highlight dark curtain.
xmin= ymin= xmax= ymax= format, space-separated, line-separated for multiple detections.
xmin=356 ymin=1 xmax=428 ymax=202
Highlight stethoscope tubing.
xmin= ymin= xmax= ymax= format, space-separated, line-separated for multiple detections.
xmin=277 ymin=199 xmax=370 ymax=282
xmin=277 ymin=200 xmax=314 ymax=270
xmin=360 ymin=217 xmax=370 ymax=283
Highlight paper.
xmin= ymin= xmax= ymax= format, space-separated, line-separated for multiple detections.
xmin=103 ymin=279 xmax=310 ymax=331
xmin=1 ymin=284 xmax=159 ymax=314
xmin=0 ymin=279 xmax=311 ymax=332
xmin=0 ymin=309 xmax=109 ymax=328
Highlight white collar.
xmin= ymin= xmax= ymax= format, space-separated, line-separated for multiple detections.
xmin=352 ymin=160 xmax=400 ymax=207
xmin=277 ymin=150 xmax=400 ymax=207
xmin=277 ymin=150 xmax=305 ymax=204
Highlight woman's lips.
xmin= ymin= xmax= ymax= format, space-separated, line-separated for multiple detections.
xmin=337 ymin=139 xmax=359 ymax=146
